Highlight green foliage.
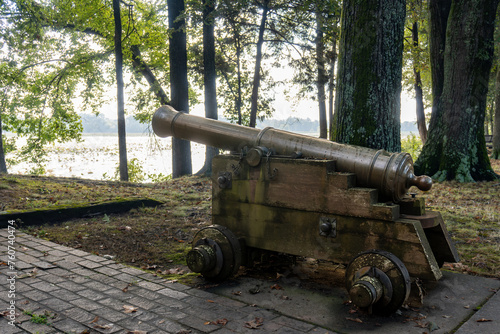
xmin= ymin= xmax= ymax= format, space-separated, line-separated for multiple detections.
xmin=23 ymin=310 xmax=55 ymax=325
xmin=105 ymin=157 xmax=145 ymax=182
xmin=148 ymin=172 xmax=172 ymax=183
xmin=402 ymin=0 xmax=432 ymax=109
xmin=0 ymin=0 xmax=171 ymax=172
xmin=401 ymin=132 xmax=423 ymax=161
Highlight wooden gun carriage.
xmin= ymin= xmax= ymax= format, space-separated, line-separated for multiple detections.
xmin=152 ymin=105 xmax=459 ymax=315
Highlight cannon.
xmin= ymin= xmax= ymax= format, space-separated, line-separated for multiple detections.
xmin=152 ymin=105 xmax=459 ymax=315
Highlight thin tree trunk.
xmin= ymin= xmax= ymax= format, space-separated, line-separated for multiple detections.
xmin=493 ymin=66 xmax=500 ymax=159
xmin=249 ymin=0 xmax=270 ymax=128
xmin=130 ymin=45 xmax=170 ymax=106
xmin=168 ymin=0 xmax=192 ymax=178
xmin=0 ymin=113 xmax=7 ymax=174
xmin=197 ymin=0 xmax=218 ymax=175
xmin=316 ymin=8 xmax=327 ymax=139
xmin=412 ymin=20 xmax=427 ymax=144
xmin=113 ymin=0 xmax=128 ymax=181
xmin=328 ymin=39 xmax=337 ymax=142
xmin=236 ymin=34 xmax=243 ymax=125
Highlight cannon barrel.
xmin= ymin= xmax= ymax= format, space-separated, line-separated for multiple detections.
xmin=152 ymin=105 xmax=432 ymax=202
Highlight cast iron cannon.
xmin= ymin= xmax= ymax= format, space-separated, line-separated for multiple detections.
xmin=152 ymin=105 xmax=459 ymax=315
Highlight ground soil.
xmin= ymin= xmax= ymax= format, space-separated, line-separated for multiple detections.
xmin=1 ymin=158 xmax=500 ymax=287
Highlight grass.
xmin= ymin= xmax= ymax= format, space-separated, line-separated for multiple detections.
xmin=2 ymin=158 xmax=500 ymax=282
xmin=412 ymin=162 xmax=500 ymax=277
xmin=23 ymin=310 xmax=55 ymax=325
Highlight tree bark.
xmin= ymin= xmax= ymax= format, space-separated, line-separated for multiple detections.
xmin=249 ymin=0 xmax=270 ymax=128
xmin=130 ymin=45 xmax=170 ymax=106
xmin=197 ymin=0 xmax=219 ymax=176
xmin=113 ymin=0 xmax=128 ymax=181
xmin=328 ymin=38 xmax=337 ymax=142
xmin=168 ymin=0 xmax=192 ymax=178
xmin=411 ymin=19 xmax=427 ymax=144
xmin=492 ymin=66 xmax=500 ymax=159
xmin=333 ymin=0 xmax=405 ymax=152
xmin=315 ymin=8 xmax=327 ymax=139
xmin=0 ymin=113 xmax=7 ymax=174
xmin=415 ymin=0 xmax=499 ymax=181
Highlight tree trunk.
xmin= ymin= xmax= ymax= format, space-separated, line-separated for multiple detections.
xmin=197 ymin=0 xmax=218 ymax=176
xmin=236 ymin=32 xmax=243 ymax=125
xmin=113 ymin=0 xmax=128 ymax=181
xmin=415 ymin=0 xmax=499 ymax=181
xmin=315 ymin=8 xmax=327 ymax=139
xmin=492 ymin=66 xmax=500 ymax=159
xmin=130 ymin=45 xmax=170 ymax=106
xmin=168 ymin=0 xmax=192 ymax=178
xmin=412 ymin=19 xmax=427 ymax=144
xmin=249 ymin=0 xmax=270 ymax=128
xmin=328 ymin=38 xmax=337 ymax=142
xmin=0 ymin=113 xmax=7 ymax=174
xmin=333 ymin=0 xmax=405 ymax=152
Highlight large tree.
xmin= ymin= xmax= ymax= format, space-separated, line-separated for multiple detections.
xmin=414 ymin=0 xmax=499 ymax=181
xmin=333 ymin=0 xmax=405 ymax=152
xmin=168 ymin=0 xmax=192 ymax=178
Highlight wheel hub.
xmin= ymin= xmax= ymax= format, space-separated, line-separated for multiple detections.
xmin=346 ymin=250 xmax=410 ymax=315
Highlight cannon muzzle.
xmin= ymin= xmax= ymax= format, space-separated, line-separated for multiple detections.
xmin=152 ymin=105 xmax=432 ymax=202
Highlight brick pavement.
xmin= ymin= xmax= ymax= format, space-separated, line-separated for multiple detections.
xmin=0 ymin=229 xmax=335 ymax=334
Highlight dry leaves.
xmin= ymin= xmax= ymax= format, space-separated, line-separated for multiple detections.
xmin=127 ymin=331 xmax=148 ymax=334
xmin=204 ymin=318 xmax=228 ymax=326
xmin=346 ymin=317 xmax=363 ymax=323
xmin=477 ymin=318 xmax=493 ymax=322
xmin=244 ymin=317 xmax=263 ymax=329
xmin=159 ymin=268 xmax=185 ymax=275
xmin=123 ymin=305 xmax=138 ymax=314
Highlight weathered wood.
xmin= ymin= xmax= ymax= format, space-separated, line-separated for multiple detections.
xmin=212 ymin=156 xmax=398 ymax=221
xmin=399 ymin=197 xmax=426 ymax=215
xmin=422 ymin=211 xmax=460 ymax=266
xmin=213 ymin=200 xmax=441 ymax=280
xmin=211 ymin=154 xmax=456 ymax=281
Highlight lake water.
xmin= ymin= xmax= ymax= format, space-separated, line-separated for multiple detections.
xmin=7 ymin=131 xmax=416 ymax=182
xmin=7 ymin=134 xmax=207 ymax=182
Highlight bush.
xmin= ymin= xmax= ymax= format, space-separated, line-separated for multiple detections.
xmin=401 ymin=133 xmax=423 ymax=161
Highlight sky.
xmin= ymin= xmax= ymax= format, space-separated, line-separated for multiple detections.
xmin=97 ymin=90 xmax=418 ymax=124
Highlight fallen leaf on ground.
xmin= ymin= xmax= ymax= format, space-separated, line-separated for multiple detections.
xmin=127 ymin=331 xmax=147 ymax=334
xmin=244 ymin=317 xmax=263 ymax=329
xmin=346 ymin=317 xmax=363 ymax=323
xmin=206 ymin=318 xmax=228 ymax=326
xmin=162 ymin=268 xmax=185 ymax=275
xmin=270 ymin=284 xmax=282 ymax=290
xmin=89 ymin=316 xmax=99 ymax=323
xmin=122 ymin=283 xmax=133 ymax=292
xmin=123 ymin=305 xmax=138 ymax=313
xmin=477 ymin=318 xmax=493 ymax=322
xmin=93 ymin=323 xmax=112 ymax=329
